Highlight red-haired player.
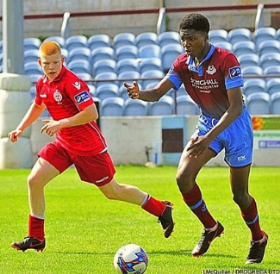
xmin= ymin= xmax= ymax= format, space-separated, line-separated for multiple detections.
xmin=8 ymin=41 xmax=174 ymax=252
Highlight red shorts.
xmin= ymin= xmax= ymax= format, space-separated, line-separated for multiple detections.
xmin=38 ymin=141 xmax=116 ymax=186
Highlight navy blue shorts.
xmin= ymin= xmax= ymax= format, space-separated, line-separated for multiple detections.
xmin=196 ymin=108 xmax=253 ymax=167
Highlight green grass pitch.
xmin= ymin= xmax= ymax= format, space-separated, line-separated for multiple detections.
xmin=0 ymin=166 xmax=279 ymax=273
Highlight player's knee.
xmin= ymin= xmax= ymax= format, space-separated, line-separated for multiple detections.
xmin=232 ymin=190 xmax=247 ymax=206
xmin=27 ymin=174 xmax=41 ymax=189
xmin=176 ymin=170 xmax=193 ymax=193
xmin=101 ymin=184 xmax=122 ymax=200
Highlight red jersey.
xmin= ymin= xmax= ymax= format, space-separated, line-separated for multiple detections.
xmin=35 ymin=65 xmax=107 ymax=156
xmin=166 ymin=44 xmax=244 ymax=119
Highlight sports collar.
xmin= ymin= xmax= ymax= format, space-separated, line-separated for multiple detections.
xmin=186 ymin=43 xmax=215 ymax=76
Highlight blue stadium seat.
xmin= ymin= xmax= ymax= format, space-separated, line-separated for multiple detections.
xmin=29 ymin=86 xmax=36 ymax=100
xmin=61 ymin=48 xmax=69 ymax=63
xmin=233 ymin=41 xmax=256 ymax=57
xmin=93 ymin=59 xmax=117 ymax=76
xmin=94 ymin=71 xmax=118 ymax=87
xmin=101 ymin=97 xmax=124 ymax=116
xmin=238 ymin=53 xmax=259 ymax=68
xmin=91 ymin=47 xmax=115 ymax=63
xmin=259 ymin=52 xmax=280 ymax=70
xmin=139 ymin=58 xmax=162 ymax=73
xmin=263 ymin=66 xmax=280 ymax=82
xmin=68 ymin=60 xmax=91 ymax=75
xmin=161 ymin=43 xmax=184 ymax=71
xmin=138 ymin=44 xmax=161 ymax=59
xmin=166 ymin=85 xmax=187 ymax=98
xmin=24 ymin=38 xmax=41 ymax=51
xmin=116 ymin=58 xmax=139 ymax=74
xmin=45 ymin=36 xmax=66 ymax=48
xmin=254 ymin=27 xmax=277 ymax=49
xmin=176 ymin=95 xmax=199 ymax=115
xmin=65 ymin=35 xmax=88 ymax=51
xmin=24 ymin=62 xmax=42 ymax=75
xmin=266 ymin=78 xmax=280 ymax=95
xmin=96 ymin=83 xmax=119 ymax=101
xmin=263 ymin=66 xmax=280 ymax=75
xmin=270 ymin=91 xmax=280 ymax=114
xmin=158 ymin=31 xmax=181 ymax=47
xmin=113 ymin=33 xmax=136 ymax=50
xmin=277 ymin=28 xmax=280 ymax=41
xmin=209 ymin=29 xmax=228 ymax=44
xmin=29 ymin=74 xmax=42 ymax=84
xmin=87 ymin=34 xmax=111 ymax=51
xmin=75 ymin=72 xmax=92 ymax=82
xmin=246 ymin=92 xmax=270 ymax=115
xmin=118 ymin=71 xmax=141 ymax=87
xmin=141 ymin=70 xmax=164 ymax=89
xmin=258 ymin=40 xmax=280 ymax=56
xmin=88 ymin=84 xmax=96 ymax=97
xmin=24 ymin=49 xmax=40 ymax=63
xmin=228 ymin=28 xmax=252 ymax=45
xmin=214 ymin=41 xmax=233 ymax=52
xmin=242 ymin=79 xmax=266 ymax=96
xmin=242 ymin=66 xmax=263 ymax=80
xmin=68 ymin=47 xmax=91 ymax=63
xmin=124 ymin=98 xmax=149 ymax=116
xmin=136 ymin=32 xmax=158 ymax=48
xmin=148 ymin=96 xmax=174 ymax=116
xmin=115 ymin=45 xmax=138 ymax=61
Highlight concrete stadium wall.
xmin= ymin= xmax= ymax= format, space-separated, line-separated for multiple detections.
xmin=28 ymin=116 xmax=280 ymax=168
xmin=0 ymin=0 xmax=280 ymax=39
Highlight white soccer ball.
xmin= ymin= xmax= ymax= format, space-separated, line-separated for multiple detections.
xmin=113 ymin=244 xmax=148 ymax=274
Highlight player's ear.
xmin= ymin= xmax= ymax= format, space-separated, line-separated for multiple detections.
xmin=61 ymin=56 xmax=65 ymax=63
xmin=38 ymin=58 xmax=42 ymax=66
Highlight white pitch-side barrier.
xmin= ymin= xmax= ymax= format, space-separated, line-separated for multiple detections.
xmin=0 ymin=73 xmax=33 ymax=169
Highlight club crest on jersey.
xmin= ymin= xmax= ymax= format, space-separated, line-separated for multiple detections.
xmin=206 ymin=65 xmax=216 ymax=75
xmin=229 ymin=66 xmax=242 ymax=79
xmin=73 ymin=81 xmax=81 ymax=90
xmin=53 ymin=89 xmax=63 ymax=103
xmin=74 ymin=91 xmax=90 ymax=104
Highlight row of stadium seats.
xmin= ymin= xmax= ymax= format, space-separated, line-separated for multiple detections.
xmin=1 ymin=27 xmax=279 ymax=52
xmin=95 ymin=92 xmax=280 ymax=117
xmin=1 ymin=27 xmax=280 ymax=67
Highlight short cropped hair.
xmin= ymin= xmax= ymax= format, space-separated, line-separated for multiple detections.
xmin=39 ymin=41 xmax=61 ymax=56
xmin=179 ymin=13 xmax=210 ymax=33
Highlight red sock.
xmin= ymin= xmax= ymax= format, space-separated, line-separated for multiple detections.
xmin=241 ymin=199 xmax=263 ymax=241
xmin=142 ymin=196 xmax=166 ymax=217
xmin=182 ymin=184 xmax=216 ymax=229
xmin=28 ymin=214 xmax=45 ymax=240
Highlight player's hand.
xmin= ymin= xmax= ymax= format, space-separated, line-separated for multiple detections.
xmin=8 ymin=129 xmax=23 ymax=143
xmin=40 ymin=119 xmax=61 ymax=137
xmin=123 ymin=81 xmax=140 ymax=99
xmin=186 ymin=136 xmax=210 ymax=158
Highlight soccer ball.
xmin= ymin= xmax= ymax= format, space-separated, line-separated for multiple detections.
xmin=113 ymin=244 xmax=148 ymax=274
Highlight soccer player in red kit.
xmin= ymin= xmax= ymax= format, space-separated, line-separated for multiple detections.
xmin=124 ymin=13 xmax=268 ymax=264
xmin=8 ymin=41 xmax=174 ymax=252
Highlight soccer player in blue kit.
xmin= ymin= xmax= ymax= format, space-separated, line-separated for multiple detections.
xmin=124 ymin=13 xmax=268 ymax=264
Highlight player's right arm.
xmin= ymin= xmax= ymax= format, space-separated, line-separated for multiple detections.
xmin=8 ymin=102 xmax=46 ymax=142
xmin=124 ymin=78 xmax=174 ymax=102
